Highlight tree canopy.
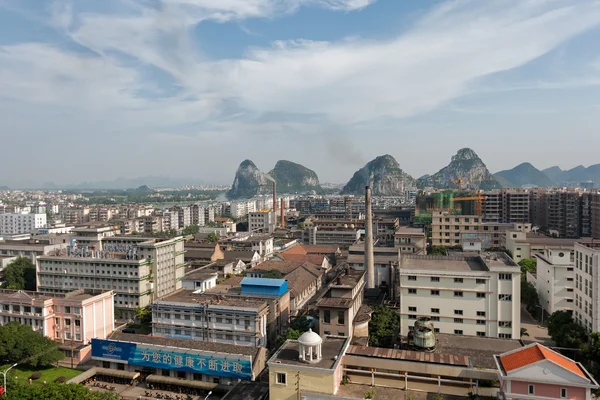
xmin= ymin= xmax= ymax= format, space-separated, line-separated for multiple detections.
xmin=2 ymin=257 xmax=36 ymax=291
xmin=0 ymin=323 xmax=64 ymax=367
xmin=547 ymin=311 xmax=587 ymax=349
xmin=205 ymin=232 xmax=219 ymax=243
xmin=521 ymin=279 xmax=540 ymax=316
xmin=369 ymin=305 xmax=399 ymax=348
xmin=182 ymin=225 xmax=200 ymax=236
xmin=135 ymin=306 xmax=152 ymax=325
xmin=5 ymin=380 xmax=120 ymax=400
xmin=518 ymin=258 xmax=537 ymax=275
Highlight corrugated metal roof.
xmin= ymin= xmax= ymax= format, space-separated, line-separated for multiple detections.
xmin=241 ymin=277 xmax=286 ymax=287
xmin=346 ymin=345 xmax=471 ymax=367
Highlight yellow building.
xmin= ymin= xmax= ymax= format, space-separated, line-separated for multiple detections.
xmin=267 ymin=330 xmax=349 ymax=400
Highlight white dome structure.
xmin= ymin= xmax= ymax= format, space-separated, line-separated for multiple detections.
xmin=298 ymin=329 xmax=322 ymax=364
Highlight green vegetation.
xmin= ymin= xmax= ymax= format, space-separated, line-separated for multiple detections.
xmin=268 ymin=160 xmax=322 ymax=194
xmin=521 ymin=280 xmax=540 ymax=318
xmin=1 ymin=257 xmax=36 ymax=291
xmin=0 ymin=323 xmax=64 ymax=367
xmin=518 ymin=258 xmax=537 ymax=275
xmin=69 ymin=187 xmax=225 ymax=205
xmin=205 ymin=232 xmax=219 ymax=243
xmin=547 ymin=311 xmax=587 ymax=349
xmin=363 ymin=389 xmax=375 ymax=399
xmin=429 ymin=246 xmax=448 ymax=256
xmin=263 ymin=270 xmax=283 ymax=279
xmin=368 ymin=305 xmax=399 ymax=348
xmin=8 ymin=365 xmax=81 ymax=386
xmin=5 ymin=379 xmax=119 ymax=399
xmin=182 ymin=225 xmax=200 ymax=236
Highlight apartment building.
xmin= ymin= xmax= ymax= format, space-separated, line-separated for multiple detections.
xmin=534 ymin=249 xmax=575 ymax=315
xmin=394 ymin=227 xmax=426 ymax=255
xmin=36 ymin=234 xmax=185 ymax=319
xmin=573 ymin=243 xmax=600 ymax=333
xmin=303 ymin=226 xmax=360 ymax=247
xmin=316 ymin=268 xmax=366 ymax=338
xmin=191 ymin=204 xmax=206 ymax=227
xmin=592 ymin=193 xmax=600 ymax=239
xmin=501 ymin=189 xmax=531 ymax=224
xmin=0 ymin=212 xmax=46 ymax=235
xmin=0 ymin=235 xmax=70 ymax=261
xmin=248 ymin=210 xmax=275 ymax=234
xmin=581 ymin=192 xmax=593 ymax=237
xmin=224 ymin=234 xmax=274 ymax=258
xmin=546 ymin=191 xmax=582 ymax=238
xmin=397 ymin=252 xmax=521 ymax=339
xmin=0 ymin=288 xmax=114 ymax=365
xmin=504 ymin=231 xmax=595 ymax=261
xmin=431 ymin=211 xmax=524 ymax=248
xmin=62 ymin=208 xmax=90 ymax=225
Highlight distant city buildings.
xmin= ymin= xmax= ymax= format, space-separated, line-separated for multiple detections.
xmin=0 ymin=212 xmax=46 ymax=235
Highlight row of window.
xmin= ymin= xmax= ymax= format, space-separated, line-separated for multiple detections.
xmin=406 ymin=289 xmax=511 ymax=300
xmin=322 ymin=310 xmax=345 ymax=325
xmin=407 ymin=276 xmax=488 ymax=283
xmin=1 ymin=305 xmax=44 ymax=314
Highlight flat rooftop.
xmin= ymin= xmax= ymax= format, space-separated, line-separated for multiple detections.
xmin=395 ymin=227 xmax=425 ymax=236
xmin=400 ymin=252 xmax=517 ymax=272
xmin=182 ymin=269 xmax=218 ymax=281
xmin=222 ymin=381 xmax=268 ymax=400
xmin=269 ymin=337 xmax=348 ymax=370
xmin=109 ymin=332 xmax=259 ymax=358
xmin=523 ymin=233 xmax=595 ymax=246
xmin=156 ymin=289 xmax=267 ymax=309
xmin=334 ymin=268 xmax=365 ymax=287
xmin=434 ymin=333 xmax=522 ymax=369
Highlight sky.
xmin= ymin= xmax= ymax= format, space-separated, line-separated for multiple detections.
xmin=1 ymin=0 xmax=600 ymax=187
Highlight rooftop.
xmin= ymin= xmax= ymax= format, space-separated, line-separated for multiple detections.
xmin=241 ymin=277 xmax=286 ymax=287
xmin=435 ymin=334 xmax=521 ymax=370
xmin=521 ymin=233 xmax=596 ymax=246
xmin=400 ymin=252 xmax=517 ymax=272
xmin=394 ymin=227 xmax=425 ymax=236
xmin=155 ymin=289 xmax=267 ymax=309
xmin=333 ymin=268 xmax=365 ymax=288
xmin=109 ymin=332 xmax=259 ymax=357
xmin=0 ymin=288 xmax=112 ymax=302
xmin=269 ymin=336 xmax=348 ymax=370
xmin=497 ymin=342 xmax=586 ymax=378
xmin=221 ymin=381 xmax=268 ymax=400
xmin=182 ymin=269 xmax=219 ymax=281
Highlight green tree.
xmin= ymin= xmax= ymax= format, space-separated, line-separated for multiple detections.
xmin=135 ymin=306 xmax=152 ymax=325
xmin=429 ymin=246 xmax=448 ymax=256
xmin=205 ymin=232 xmax=219 ymax=243
xmin=263 ymin=270 xmax=283 ymax=279
xmin=368 ymin=305 xmax=399 ymax=348
xmin=6 ymin=380 xmax=120 ymax=400
xmin=0 ymin=323 xmax=64 ymax=367
xmin=547 ymin=311 xmax=587 ymax=348
xmin=518 ymin=258 xmax=537 ymax=275
xmin=2 ymin=257 xmax=36 ymax=291
xmin=581 ymin=332 xmax=600 ymax=362
xmin=182 ymin=225 xmax=200 ymax=236
xmin=290 ymin=315 xmax=311 ymax=332
xmin=521 ymin=280 xmax=540 ymax=316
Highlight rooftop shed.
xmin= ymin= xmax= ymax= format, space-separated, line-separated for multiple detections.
xmin=241 ymin=277 xmax=288 ymax=297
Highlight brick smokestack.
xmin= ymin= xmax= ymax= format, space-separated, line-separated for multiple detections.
xmin=365 ymin=186 xmax=375 ymax=289
xmin=280 ymin=198 xmax=285 ymax=228
xmin=272 ymin=181 xmax=277 ymax=213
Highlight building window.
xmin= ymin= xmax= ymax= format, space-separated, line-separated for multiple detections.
xmin=499 ymin=274 xmax=511 ymax=280
xmin=75 ymin=320 xmax=81 ymax=327
xmin=434 ymin=328 xmax=440 ymax=333
xmin=454 ymin=330 xmax=463 ymax=335
xmin=409 ymin=307 xmax=417 ymax=312
xmin=408 ymin=289 xmax=417 ymax=294
xmin=528 ymin=385 xmax=534 ymax=395
xmin=476 ymin=293 xmax=485 ymax=298
xmin=454 ymin=318 xmax=463 ymax=323
xmin=431 ymin=316 xmax=440 ymax=321
xmin=477 ymin=332 xmax=485 ymax=337
xmin=431 ymin=308 xmax=439 ymax=314
xmin=454 ymin=278 xmax=463 ymax=283
xmin=560 ymin=388 xmax=567 ymax=398
xmin=276 ymin=373 xmax=287 ymax=385
xmin=408 ymin=315 xmax=417 ymax=320
xmin=454 ymin=310 xmax=463 ymax=315
xmin=454 ymin=291 xmax=463 ymax=297
xmin=499 ymin=294 xmax=512 ymax=301
xmin=476 ymin=279 xmax=485 ymax=284
xmin=499 ymin=321 xmax=512 ymax=328
xmin=64 ymin=306 xmax=71 ymax=314
xmin=323 ymin=310 xmax=330 ymax=324
xmin=408 ymin=276 xmax=417 ymax=281
xmin=431 ymin=290 xmax=439 ymax=296
xmin=338 ymin=311 xmax=345 ymax=325
xmin=430 ymin=277 xmax=440 ymax=282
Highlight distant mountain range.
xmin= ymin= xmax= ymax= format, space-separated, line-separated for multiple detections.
xmin=341 ymin=155 xmax=416 ymax=196
xmin=542 ymin=165 xmax=600 ymax=185
xmin=494 ymin=163 xmax=554 ymax=188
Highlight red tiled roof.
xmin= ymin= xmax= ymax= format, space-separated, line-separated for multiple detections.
xmin=302 ymin=244 xmax=339 ymax=254
xmin=279 ymin=253 xmax=325 ymax=266
xmin=499 ymin=343 xmax=585 ymax=378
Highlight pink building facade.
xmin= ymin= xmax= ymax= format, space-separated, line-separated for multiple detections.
xmin=495 ymin=343 xmax=598 ymax=400
xmin=0 ymin=288 xmax=114 ymax=365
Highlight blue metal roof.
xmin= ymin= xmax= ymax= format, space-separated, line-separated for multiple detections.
xmin=241 ymin=277 xmax=286 ymax=287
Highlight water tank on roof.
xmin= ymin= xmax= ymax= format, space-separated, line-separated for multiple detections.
xmin=413 ymin=317 xmax=436 ymax=351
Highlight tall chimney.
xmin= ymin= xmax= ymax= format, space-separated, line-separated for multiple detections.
xmin=365 ymin=186 xmax=375 ymax=289
xmin=280 ymin=198 xmax=285 ymax=228
xmin=273 ymin=181 xmax=277 ymax=213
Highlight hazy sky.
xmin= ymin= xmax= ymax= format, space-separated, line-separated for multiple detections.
xmin=1 ymin=0 xmax=600 ymax=187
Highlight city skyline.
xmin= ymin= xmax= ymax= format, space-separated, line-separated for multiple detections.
xmin=1 ymin=0 xmax=600 ymax=187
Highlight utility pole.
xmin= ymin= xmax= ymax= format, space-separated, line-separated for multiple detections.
xmin=296 ymin=371 xmax=301 ymax=400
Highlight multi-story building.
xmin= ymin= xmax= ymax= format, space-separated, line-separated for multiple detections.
xmin=431 ymin=211 xmax=526 ymax=248
xmin=0 ymin=288 xmax=114 ymax=365
xmin=151 ymin=279 xmax=289 ymax=348
xmin=573 ymin=242 xmax=600 ymax=333
xmin=397 ymin=252 xmax=521 ymax=339
xmin=592 ymin=193 xmax=600 ymax=239
xmin=248 ymin=210 xmax=275 ymax=233
xmin=347 ymin=244 xmax=398 ymax=288
xmin=546 ymin=191 xmax=582 ymax=238
xmin=224 ymin=234 xmax=274 ymax=258
xmin=191 ymin=204 xmax=206 ymax=227
xmin=0 ymin=235 xmax=70 ymax=261
xmin=503 ymin=231 xmax=595 ymax=261
xmin=393 ymin=227 xmax=426 ymax=255
xmin=172 ymin=205 xmax=192 ymax=229
xmin=303 ymin=226 xmax=360 ymax=247
xmin=142 ymin=215 xmax=166 ymax=234
xmin=534 ymin=249 xmax=574 ymax=315
xmin=501 ymin=189 xmax=531 ymax=224
xmin=62 ymin=208 xmax=90 ymax=225
xmin=36 ymin=235 xmax=185 ymax=319
xmin=0 ymin=212 xmax=46 ymax=235
xmin=316 ymin=268 xmax=366 ymax=338
xmin=581 ymin=192 xmax=593 ymax=237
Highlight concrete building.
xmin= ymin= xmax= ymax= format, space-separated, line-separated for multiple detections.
xmin=573 ymin=242 xmax=600 ymax=333
xmin=62 ymin=208 xmax=90 ymax=225
xmin=316 ymin=268 xmax=367 ymax=338
xmin=248 ymin=210 xmax=276 ymax=234
xmin=592 ymin=193 xmax=600 ymax=239
xmin=393 ymin=227 xmax=426 ymax=255
xmin=181 ymin=270 xmax=218 ymax=291
xmin=0 ymin=234 xmax=70 ymax=261
xmin=0 ymin=288 xmax=114 ymax=365
xmin=501 ymin=189 xmax=531 ymax=224
xmin=37 ymin=235 xmax=185 ymax=319
xmin=534 ymin=249 xmax=575 ymax=315
xmin=303 ymin=226 xmax=360 ymax=247
xmin=0 ymin=212 xmax=46 ymax=235
xmin=495 ymin=343 xmax=598 ymax=400
xmin=503 ymin=231 xmax=595 ymax=261
xmin=397 ymin=252 xmax=521 ymax=339
xmin=546 ymin=191 xmax=582 ymax=238
xmin=431 ymin=211 xmax=524 ymax=248
xmin=191 ymin=204 xmax=206 ymax=227
xmin=347 ymin=244 xmax=399 ymax=288
xmin=224 ymin=234 xmax=274 ymax=259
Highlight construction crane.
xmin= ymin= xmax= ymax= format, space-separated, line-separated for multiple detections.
xmin=450 ymin=175 xmax=464 ymax=191
xmin=453 ymin=190 xmax=487 ymax=216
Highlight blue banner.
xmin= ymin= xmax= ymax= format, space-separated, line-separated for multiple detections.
xmin=91 ymin=339 xmax=252 ymax=380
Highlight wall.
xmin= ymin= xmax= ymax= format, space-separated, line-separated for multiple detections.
xmin=510 ymin=380 xmax=586 ymax=399
xmin=269 ymin=366 xmax=335 ymax=400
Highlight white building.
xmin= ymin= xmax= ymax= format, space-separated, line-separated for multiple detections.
xmin=36 ymin=233 xmax=186 ymax=319
xmin=248 ymin=210 xmax=275 ymax=233
xmin=573 ymin=243 xmax=600 ymax=333
xmin=0 ymin=212 xmax=46 ymax=235
xmin=398 ymin=252 xmax=521 ymax=339
xmin=534 ymin=249 xmax=574 ymax=315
